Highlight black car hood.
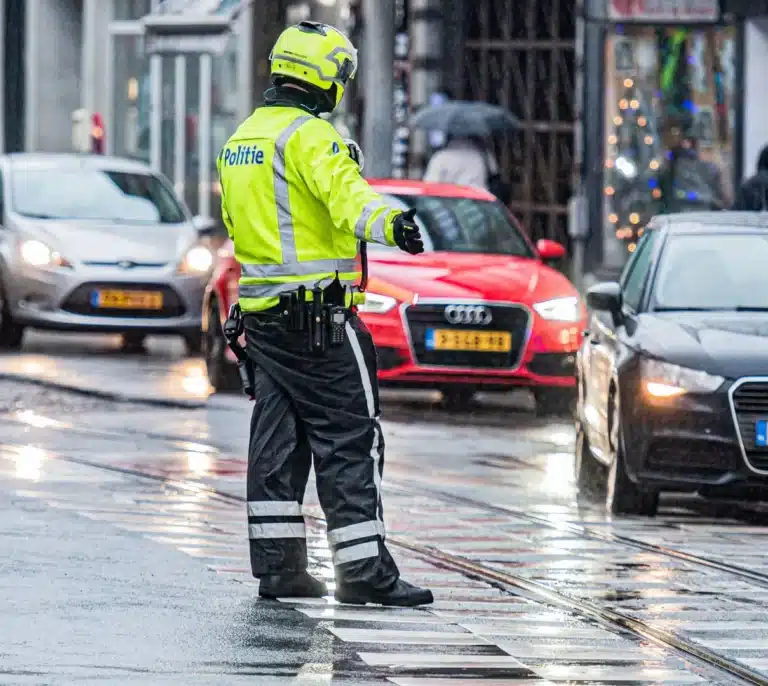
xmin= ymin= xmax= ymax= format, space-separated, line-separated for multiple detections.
xmin=634 ymin=312 xmax=768 ymax=380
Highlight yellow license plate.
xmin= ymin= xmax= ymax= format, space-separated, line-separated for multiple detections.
xmin=426 ymin=329 xmax=512 ymax=352
xmin=94 ymin=290 xmax=164 ymax=310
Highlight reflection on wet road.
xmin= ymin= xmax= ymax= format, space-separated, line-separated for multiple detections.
xmin=1 ymin=332 xmax=768 ymax=683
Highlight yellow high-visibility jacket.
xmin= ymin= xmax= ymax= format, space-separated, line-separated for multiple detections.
xmin=217 ymin=105 xmax=399 ymax=312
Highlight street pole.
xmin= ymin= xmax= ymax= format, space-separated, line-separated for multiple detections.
xmin=198 ymin=53 xmax=213 ymax=219
xmin=408 ymin=0 xmax=441 ymax=177
xmin=0 ymin=0 xmax=5 ymax=154
xmin=173 ymin=56 xmax=186 ymax=198
xmin=362 ymin=0 xmax=395 ymax=178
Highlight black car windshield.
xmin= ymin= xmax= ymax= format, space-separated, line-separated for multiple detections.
xmin=370 ymin=194 xmax=534 ymax=258
xmin=11 ymin=167 xmax=186 ymax=224
xmin=653 ymin=232 xmax=768 ymax=311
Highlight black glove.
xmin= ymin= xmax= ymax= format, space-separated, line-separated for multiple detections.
xmin=392 ymin=209 xmax=424 ymax=255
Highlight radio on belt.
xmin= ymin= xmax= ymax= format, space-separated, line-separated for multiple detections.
xmin=278 ymin=277 xmax=350 ymax=354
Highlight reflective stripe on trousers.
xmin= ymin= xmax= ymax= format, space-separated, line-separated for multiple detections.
xmin=323 ymin=321 xmax=386 ymax=567
xmin=247 ymin=500 xmax=306 ymax=540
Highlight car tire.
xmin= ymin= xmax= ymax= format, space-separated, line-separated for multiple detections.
xmin=574 ymin=423 xmax=604 ymax=498
xmin=0 ymin=279 xmax=24 ymax=351
xmin=606 ymin=391 xmax=659 ymax=517
xmin=534 ymin=388 xmax=576 ymax=417
xmin=183 ymin=331 xmax=203 ymax=357
xmin=440 ymin=388 xmax=476 ymax=411
xmin=204 ymin=299 xmax=240 ymax=392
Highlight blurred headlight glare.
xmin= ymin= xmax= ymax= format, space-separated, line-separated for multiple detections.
xmin=20 ymin=239 xmax=71 ymax=268
xmin=640 ymin=358 xmax=724 ymax=397
xmin=533 ymin=296 xmax=581 ymax=322
xmin=357 ymin=292 xmax=397 ymax=314
xmin=180 ymin=245 xmax=214 ymax=273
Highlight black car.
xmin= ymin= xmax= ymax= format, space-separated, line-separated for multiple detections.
xmin=576 ymin=212 xmax=768 ymax=516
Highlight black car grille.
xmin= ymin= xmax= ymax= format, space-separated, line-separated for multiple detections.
xmin=61 ymin=283 xmax=186 ymax=319
xmin=645 ymin=438 xmax=742 ymax=475
xmin=528 ymin=352 xmax=576 ymax=377
xmin=404 ymin=303 xmax=529 ymax=369
xmin=731 ymin=381 xmax=768 ymax=472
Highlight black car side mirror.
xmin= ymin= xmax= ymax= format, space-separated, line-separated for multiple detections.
xmin=586 ymin=281 xmax=623 ymax=316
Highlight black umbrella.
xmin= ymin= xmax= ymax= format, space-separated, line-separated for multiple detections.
xmin=409 ymin=101 xmax=520 ymax=137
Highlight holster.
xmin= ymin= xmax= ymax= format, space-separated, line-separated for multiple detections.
xmin=222 ymin=303 xmax=256 ymax=399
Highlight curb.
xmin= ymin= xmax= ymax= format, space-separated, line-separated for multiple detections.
xmin=0 ymin=372 xmax=208 ymax=409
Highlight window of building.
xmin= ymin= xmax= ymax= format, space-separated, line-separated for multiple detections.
xmin=602 ymin=26 xmax=737 ymax=259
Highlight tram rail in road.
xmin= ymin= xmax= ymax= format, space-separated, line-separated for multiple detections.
xmin=4 ymin=409 xmax=768 ymax=685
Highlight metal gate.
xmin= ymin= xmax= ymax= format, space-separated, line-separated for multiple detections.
xmin=462 ymin=0 xmax=576 ymax=247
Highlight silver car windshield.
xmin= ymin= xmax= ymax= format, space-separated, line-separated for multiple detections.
xmin=653 ymin=232 xmax=768 ymax=311
xmin=10 ymin=168 xmax=186 ymax=224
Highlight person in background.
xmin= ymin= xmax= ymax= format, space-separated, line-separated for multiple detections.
xmin=423 ymin=134 xmax=510 ymax=203
xmin=733 ymin=145 xmax=768 ymax=211
xmin=657 ymin=118 xmax=728 ymax=213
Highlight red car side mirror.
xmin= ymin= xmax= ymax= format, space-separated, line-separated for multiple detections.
xmin=536 ymin=239 xmax=566 ymax=261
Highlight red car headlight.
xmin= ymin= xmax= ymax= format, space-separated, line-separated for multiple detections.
xmin=533 ymin=296 xmax=582 ymax=322
xmin=357 ymin=292 xmax=398 ymax=314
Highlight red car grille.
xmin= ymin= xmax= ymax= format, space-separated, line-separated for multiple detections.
xmin=404 ymin=303 xmax=530 ymax=369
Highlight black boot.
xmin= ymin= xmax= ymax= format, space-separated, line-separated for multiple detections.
xmin=335 ymin=578 xmax=434 ymax=607
xmin=258 ymin=571 xmax=328 ymax=599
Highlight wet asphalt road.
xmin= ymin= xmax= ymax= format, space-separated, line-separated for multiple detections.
xmin=1 ymin=332 xmax=768 ymax=684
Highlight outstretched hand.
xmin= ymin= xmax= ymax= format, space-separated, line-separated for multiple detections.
xmin=393 ymin=209 xmax=424 ymax=255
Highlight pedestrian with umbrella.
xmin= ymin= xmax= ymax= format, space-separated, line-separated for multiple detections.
xmin=412 ymin=101 xmax=519 ymax=203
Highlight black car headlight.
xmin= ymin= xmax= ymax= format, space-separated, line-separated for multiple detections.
xmin=640 ymin=358 xmax=724 ymax=399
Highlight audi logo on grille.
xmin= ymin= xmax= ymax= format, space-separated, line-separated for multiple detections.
xmin=444 ymin=304 xmax=493 ymax=325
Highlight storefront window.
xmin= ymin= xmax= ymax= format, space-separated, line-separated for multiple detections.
xmin=602 ymin=26 xmax=737 ymax=258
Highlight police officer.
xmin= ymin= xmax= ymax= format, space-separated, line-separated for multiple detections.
xmin=217 ymin=21 xmax=433 ymax=607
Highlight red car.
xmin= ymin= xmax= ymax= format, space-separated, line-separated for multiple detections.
xmin=202 ymin=180 xmax=587 ymax=414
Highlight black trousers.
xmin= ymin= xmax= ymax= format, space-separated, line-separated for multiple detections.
xmin=244 ymin=312 xmax=400 ymax=589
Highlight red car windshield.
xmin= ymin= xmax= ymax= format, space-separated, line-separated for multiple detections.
xmin=372 ymin=194 xmax=534 ymax=258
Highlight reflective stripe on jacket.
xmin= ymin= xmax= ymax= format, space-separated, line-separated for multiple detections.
xmin=217 ymin=106 xmax=399 ymax=312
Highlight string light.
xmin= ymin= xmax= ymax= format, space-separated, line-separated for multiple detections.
xmin=604 ymin=58 xmax=662 ymax=254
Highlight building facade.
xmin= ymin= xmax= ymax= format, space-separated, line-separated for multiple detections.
xmin=581 ymin=0 xmax=768 ymax=276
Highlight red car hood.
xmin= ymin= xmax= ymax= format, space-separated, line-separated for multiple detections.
xmin=368 ymin=252 xmax=576 ymax=304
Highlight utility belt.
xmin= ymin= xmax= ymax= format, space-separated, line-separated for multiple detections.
xmin=222 ymin=273 xmax=358 ymax=399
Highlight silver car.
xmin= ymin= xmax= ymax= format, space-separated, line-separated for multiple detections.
xmin=0 ymin=153 xmax=215 ymax=353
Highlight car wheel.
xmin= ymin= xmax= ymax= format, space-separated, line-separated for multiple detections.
xmin=440 ymin=388 xmax=476 ymax=411
xmin=183 ymin=331 xmax=203 ymax=357
xmin=534 ymin=388 xmax=576 ymax=417
xmin=0 ymin=279 xmax=25 ymax=351
xmin=574 ymin=423 xmax=604 ymax=498
xmin=605 ymin=391 xmax=659 ymax=517
xmin=204 ymin=299 xmax=240 ymax=392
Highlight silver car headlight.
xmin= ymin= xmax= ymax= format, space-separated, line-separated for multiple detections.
xmin=357 ymin=293 xmax=397 ymax=314
xmin=640 ymin=358 xmax=724 ymax=399
xmin=20 ymin=239 xmax=72 ymax=268
xmin=533 ymin=296 xmax=581 ymax=322
xmin=178 ymin=245 xmax=214 ymax=274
